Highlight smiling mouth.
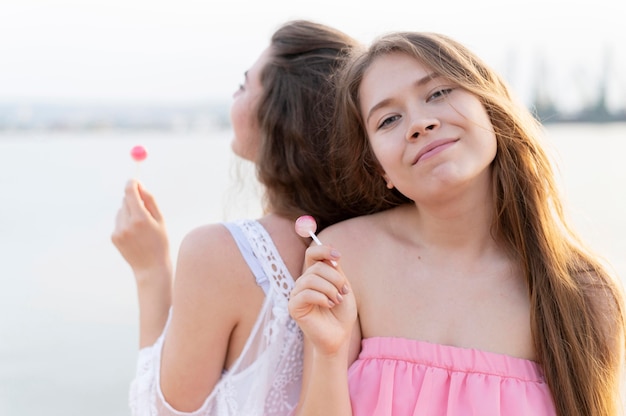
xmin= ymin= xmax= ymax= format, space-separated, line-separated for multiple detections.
xmin=413 ymin=139 xmax=458 ymax=165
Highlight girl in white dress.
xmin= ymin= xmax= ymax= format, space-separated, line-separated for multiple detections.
xmin=111 ymin=20 xmax=366 ymax=415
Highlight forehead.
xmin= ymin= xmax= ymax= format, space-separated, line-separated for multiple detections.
xmin=359 ymin=53 xmax=432 ymax=111
xmin=246 ymin=46 xmax=272 ymax=85
xmin=363 ymin=52 xmax=431 ymax=82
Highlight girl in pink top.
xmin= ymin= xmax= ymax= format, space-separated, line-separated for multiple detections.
xmin=289 ymin=32 xmax=626 ymax=416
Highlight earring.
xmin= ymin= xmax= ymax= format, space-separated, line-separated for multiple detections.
xmin=386 ymin=180 xmax=394 ymax=189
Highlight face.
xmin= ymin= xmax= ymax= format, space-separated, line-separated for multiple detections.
xmin=359 ymin=52 xmax=497 ymax=203
xmin=229 ymin=47 xmax=271 ymax=161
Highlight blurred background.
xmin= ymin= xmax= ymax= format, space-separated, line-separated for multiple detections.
xmin=1 ymin=0 xmax=624 ymax=125
xmin=1 ymin=0 xmax=624 ymax=415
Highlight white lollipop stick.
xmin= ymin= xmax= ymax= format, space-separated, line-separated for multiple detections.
xmin=307 ymin=230 xmax=323 ymax=246
xmin=295 ymin=215 xmax=337 ymax=266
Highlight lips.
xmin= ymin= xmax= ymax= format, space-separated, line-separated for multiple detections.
xmin=412 ymin=138 xmax=458 ymax=165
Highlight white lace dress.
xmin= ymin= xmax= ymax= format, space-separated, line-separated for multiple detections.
xmin=129 ymin=220 xmax=303 ymax=416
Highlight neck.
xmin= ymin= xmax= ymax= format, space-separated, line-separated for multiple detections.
xmin=397 ymin=179 xmax=497 ymax=252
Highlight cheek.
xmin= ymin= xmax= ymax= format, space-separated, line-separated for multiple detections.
xmin=370 ymin=138 xmax=399 ymax=172
xmin=488 ymin=134 xmax=498 ymax=161
xmin=480 ymin=123 xmax=498 ymax=163
xmin=229 ymin=98 xmax=260 ymax=160
xmin=230 ymin=98 xmax=246 ymax=137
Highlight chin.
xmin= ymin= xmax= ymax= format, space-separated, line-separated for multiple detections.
xmin=231 ymin=142 xmax=256 ymax=162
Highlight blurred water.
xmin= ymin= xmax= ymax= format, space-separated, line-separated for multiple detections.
xmin=0 ymin=129 xmax=262 ymax=415
xmin=0 ymin=124 xmax=624 ymax=415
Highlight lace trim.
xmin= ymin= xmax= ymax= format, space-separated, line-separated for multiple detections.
xmin=129 ymin=219 xmax=303 ymax=415
xmin=238 ymin=220 xmax=294 ymax=300
xmin=235 ymin=220 xmax=303 ymax=415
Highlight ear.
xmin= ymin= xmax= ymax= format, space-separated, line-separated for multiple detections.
xmin=382 ymin=173 xmax=394 ymax=189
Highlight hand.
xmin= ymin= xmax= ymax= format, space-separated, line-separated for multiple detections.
xmin=111 ymin=179 xmax=172 ymax=284
xmin=289 ymin=245 xmax=356 ymax=356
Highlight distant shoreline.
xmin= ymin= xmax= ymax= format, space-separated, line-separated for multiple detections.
xmin=0 ymin=101 xmax=232 ymax=133
xmin=534 ymin=106 xmax=626 ymax=124
xmin=1 ymin=101 xmax=625 ymax=132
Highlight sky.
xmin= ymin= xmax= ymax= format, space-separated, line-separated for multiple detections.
xmin=1 ymin=0 xmax=624 ymax=112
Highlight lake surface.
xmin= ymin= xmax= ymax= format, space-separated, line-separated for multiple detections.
xmin=0 ymin=124 xmax=624 ymax=415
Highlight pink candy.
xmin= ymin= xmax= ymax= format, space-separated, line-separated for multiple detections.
xmin=295 ymin=215 xmax=318 ymax=238
xmin=130 ymin=145 xmax=147 ymax=162
xmin=295 ymin=215 xmax=337 ymax=266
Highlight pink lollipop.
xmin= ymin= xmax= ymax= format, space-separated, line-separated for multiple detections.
xmin=295 ymin=215 xmax=321 ymax=242
xmin=295 ymin=215 xmax=337 ymax=266
xmin=130 ymin=145 xmax=148 ymax=162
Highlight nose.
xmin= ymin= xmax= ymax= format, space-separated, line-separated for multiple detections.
xmin=405 ymin=115 xmax=439 ymax=142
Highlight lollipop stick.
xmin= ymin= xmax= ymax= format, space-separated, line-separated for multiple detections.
xmin=308 ymin=230 xmax=323 ymax=246
xmin=308 ymin=231 xmax=337 ymax=266
xmin=134 ymin=161 xmax=141 ymax=179
xmin=295 ymin=215 xmax=337 ymax=266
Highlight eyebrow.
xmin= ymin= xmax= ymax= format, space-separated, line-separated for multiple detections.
xmin=365 ymin=72 xmax=441 ymax=125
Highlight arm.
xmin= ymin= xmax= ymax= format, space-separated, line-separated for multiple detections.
xmin=289 ymin=245 xmax=361 ymax=415
xmin=112 ymin=179 xmax=172 ymax=348
xmin=159 ymin=224 xmax=255 ymax=412
xmin=127 ymin=222 xmax=260 ymax=415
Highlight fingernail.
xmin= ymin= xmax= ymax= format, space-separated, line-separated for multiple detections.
xmin=330 ymin=249 xmax=341 ymax=259
xmin=336 ymin=292 xmax=343 ymax=303
xmin=342 ymin=284 xmax=349 ymax=294
xmin=328 ymin=299 xmax=335 ymax=307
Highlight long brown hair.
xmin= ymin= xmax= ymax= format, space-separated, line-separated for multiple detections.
xmin=331 ymin=31 xmax=626 ymax=416
xmin=254 ymin=20 xmax=363 ymax=231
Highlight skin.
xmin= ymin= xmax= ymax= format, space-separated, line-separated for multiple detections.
xmin=112 ymin=46 xmax=310 ymax=412
xmin=113 ymin=181 xmax=172 ymax=348
xmin=229 ymin=48 xmax=267 ymax=160
xmin=289 ymin=53 xmax=535 ymax=415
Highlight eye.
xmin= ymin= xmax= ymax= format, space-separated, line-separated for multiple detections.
xmin=428 ymin=87 xmax=454 ymax=102
xmin=377 ymin=114 xmax=401 ymax=130
xmin=238 ymin=71 xmax=249 ymax=91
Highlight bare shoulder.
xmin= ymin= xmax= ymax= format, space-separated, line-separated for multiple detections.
xmin=161 ymin=222 xmax=266 ymax=407
xmin=318 ymin=207 xmax=400 ymax=249
xmin=317 ymin=208 xmax=401 ymax=291
xmin=179 ymin=223 xmax=235 ymax=256
xmin=174 ymin=223 xmax=259 ymax=304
